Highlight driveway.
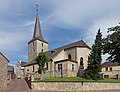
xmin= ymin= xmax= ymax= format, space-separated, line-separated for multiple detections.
xmin=3 ymin=79 xmax=30 ymax=92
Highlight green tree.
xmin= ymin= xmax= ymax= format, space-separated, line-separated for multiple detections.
xmin=83 ymin=29 xmax=102 ymax=80
xmin=36 ymin=52 xmax=49 ymax=80
xmin=103 ymin=24 xmax=120 ymax=63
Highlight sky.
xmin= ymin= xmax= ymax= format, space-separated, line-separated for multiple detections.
xmin=0 ymin=0 xmax=120 ymax=66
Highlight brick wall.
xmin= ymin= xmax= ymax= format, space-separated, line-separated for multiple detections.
xmin=0 ymin=54 xmax=8 ymax=90
xmin=32 ymin=82 xmax=120 ymax=91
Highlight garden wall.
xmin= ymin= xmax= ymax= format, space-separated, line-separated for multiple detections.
xmin=32 ymin=82 xmax=120 ymax=91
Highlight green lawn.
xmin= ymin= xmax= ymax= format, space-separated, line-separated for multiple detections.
xmin=34 ymin=77 xmax=120 ymax=83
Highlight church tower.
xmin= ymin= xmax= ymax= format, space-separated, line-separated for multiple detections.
xmin=28 ymin=2 xmax=48 ymax=62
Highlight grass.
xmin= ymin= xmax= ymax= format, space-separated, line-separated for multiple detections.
xmin=34 ymin=77 xmax=120 ymax=83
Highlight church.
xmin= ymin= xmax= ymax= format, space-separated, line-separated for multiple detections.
xmin=24 ymin=4 xmax=91 ymax=78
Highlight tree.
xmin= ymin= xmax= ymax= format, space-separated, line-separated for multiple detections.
xmin=36 ymin=52 xmax=49 ymax=80
xmin=103 ymin=24 xmax=120 ymax=63
xmin=83 ymin=29 xmax=102 ymax=80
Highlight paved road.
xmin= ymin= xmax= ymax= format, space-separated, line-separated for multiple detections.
xmin=3 ymin=79 xmax=30 ymax=92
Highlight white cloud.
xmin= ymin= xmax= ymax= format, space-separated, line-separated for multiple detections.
xmin=85 ymin=16 xmax=120 ymax=46
xmin=47 ymin=0 xmax=120 ymax=29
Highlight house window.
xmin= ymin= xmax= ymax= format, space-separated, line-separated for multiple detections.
xmin=42 ymin=43 xmax=43 ymax=47
xmin=106 ymin=67 xmax=108 ymax=71
xmin=72 ymin=64 xmax=74 ymax=71
xmin=68 ymin=54 xmax=71 ymax=60
xmin=110 ymin=67 xmax=112 ymax=71
xmin=58 ymin=64 xmax=62 ymax=71
xmin=46 ymin=63 xmax=48 ymax=70
xmin=80 ymin=57 xmax=83 ymax=65
xmin=33 ymin=65 xmax=34 ymax=72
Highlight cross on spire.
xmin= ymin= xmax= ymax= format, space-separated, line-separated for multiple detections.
xmin=36 ymin=0 xmax=39 ymax=15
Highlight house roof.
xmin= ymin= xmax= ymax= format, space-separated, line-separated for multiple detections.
xmin=101 ymin=62 xmax=119 ymax=67
xmin=8 ymin=65 xmax=14 ymax=72
xmin=25 ymin=40 xmax=90 ymax=66
xmin=24 ymin=58 xmax=37 ymax=67
xmin=20 ymin=61 xmax=27 ymax=67
xmin=0 ymin=52 xmax=9 ymax=62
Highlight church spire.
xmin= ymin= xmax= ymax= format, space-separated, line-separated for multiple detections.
xmin=29 ymin=1 xmax=47 ymax=43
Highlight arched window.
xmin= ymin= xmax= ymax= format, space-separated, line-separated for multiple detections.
xmin=80 ymin=57 xmax=83 ymax=65
xmin=33 ymin=65 xmax=35 ymax=72
xmin=68 ymin=54 xmax=71 ymax=60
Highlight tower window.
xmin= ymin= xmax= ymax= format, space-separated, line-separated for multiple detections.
xmin=42 ymin=43 xmax=43 ymax=47
xmin=68 ymin=54 xmax=71 ymax=60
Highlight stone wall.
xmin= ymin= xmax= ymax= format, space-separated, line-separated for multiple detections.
xmin=32 ymin=82 xmax=120 ymax=91
xmin=0 ymin=53 xmax=8 ymax=90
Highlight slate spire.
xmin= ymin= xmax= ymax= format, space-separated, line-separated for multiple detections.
xmin=29 ymin=1 xmax=47 ymax=43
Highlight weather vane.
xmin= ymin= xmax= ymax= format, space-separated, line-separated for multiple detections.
xmin=36 ymin=0 xmax=39 ymax=15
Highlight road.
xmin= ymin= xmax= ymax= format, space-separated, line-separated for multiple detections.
xmin=3 ymin=79 xmax=30 ymax=92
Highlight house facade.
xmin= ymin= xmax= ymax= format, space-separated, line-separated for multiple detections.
xmin=8 ymin=65 xmax=15 ymax=80
xmin=15 ymin=60 xmax=27 ymax=79
xmin=0 ymin=52 xmax=9 ymax=90
xmin=101 ymin=62 xmax=120 ymax=79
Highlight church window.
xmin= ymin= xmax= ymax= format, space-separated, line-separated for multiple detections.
xmin=80 ymin=57 xmax=83 ymax=65
xmin=33 ymin=65 xmax=35 ymax=72
xmin=58 ymin=64 xmax=62 ymax=71
xmin=46 ymin=63 xmax=48 ymax=70
xmin=110 ymin=67 xmax=112 ymax=71
xmin=72 ymin=64 xmax=74 ymax=71
xmin=68 ymin=54 xmax=71 ymax=60
xmin=106 ymin=67 xmax=108 ymax=71
xmin=42 ymin=43 xmax=43 ymax=47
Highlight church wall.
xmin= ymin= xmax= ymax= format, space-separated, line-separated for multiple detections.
xmin=55 ymin=62 xmax=68 ymax=77
xmin=64 ymin=48 xmax=76 ymax=61
xmin=76 ymin=47 xmax=90 ymax=70
xmin=53 ymin=50 xmax=65 ymax=61
xmin=0 ymin=54 xmax=8 ymax=90
xmin=67 ymin=61 xmax=77 ymax=77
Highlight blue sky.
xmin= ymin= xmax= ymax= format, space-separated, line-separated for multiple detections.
xmin=0 ymin=0 xmax=120 ymax=65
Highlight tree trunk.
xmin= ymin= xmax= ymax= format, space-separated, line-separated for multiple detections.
xmin=41 ymin=67 xmax=44 ymax=80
